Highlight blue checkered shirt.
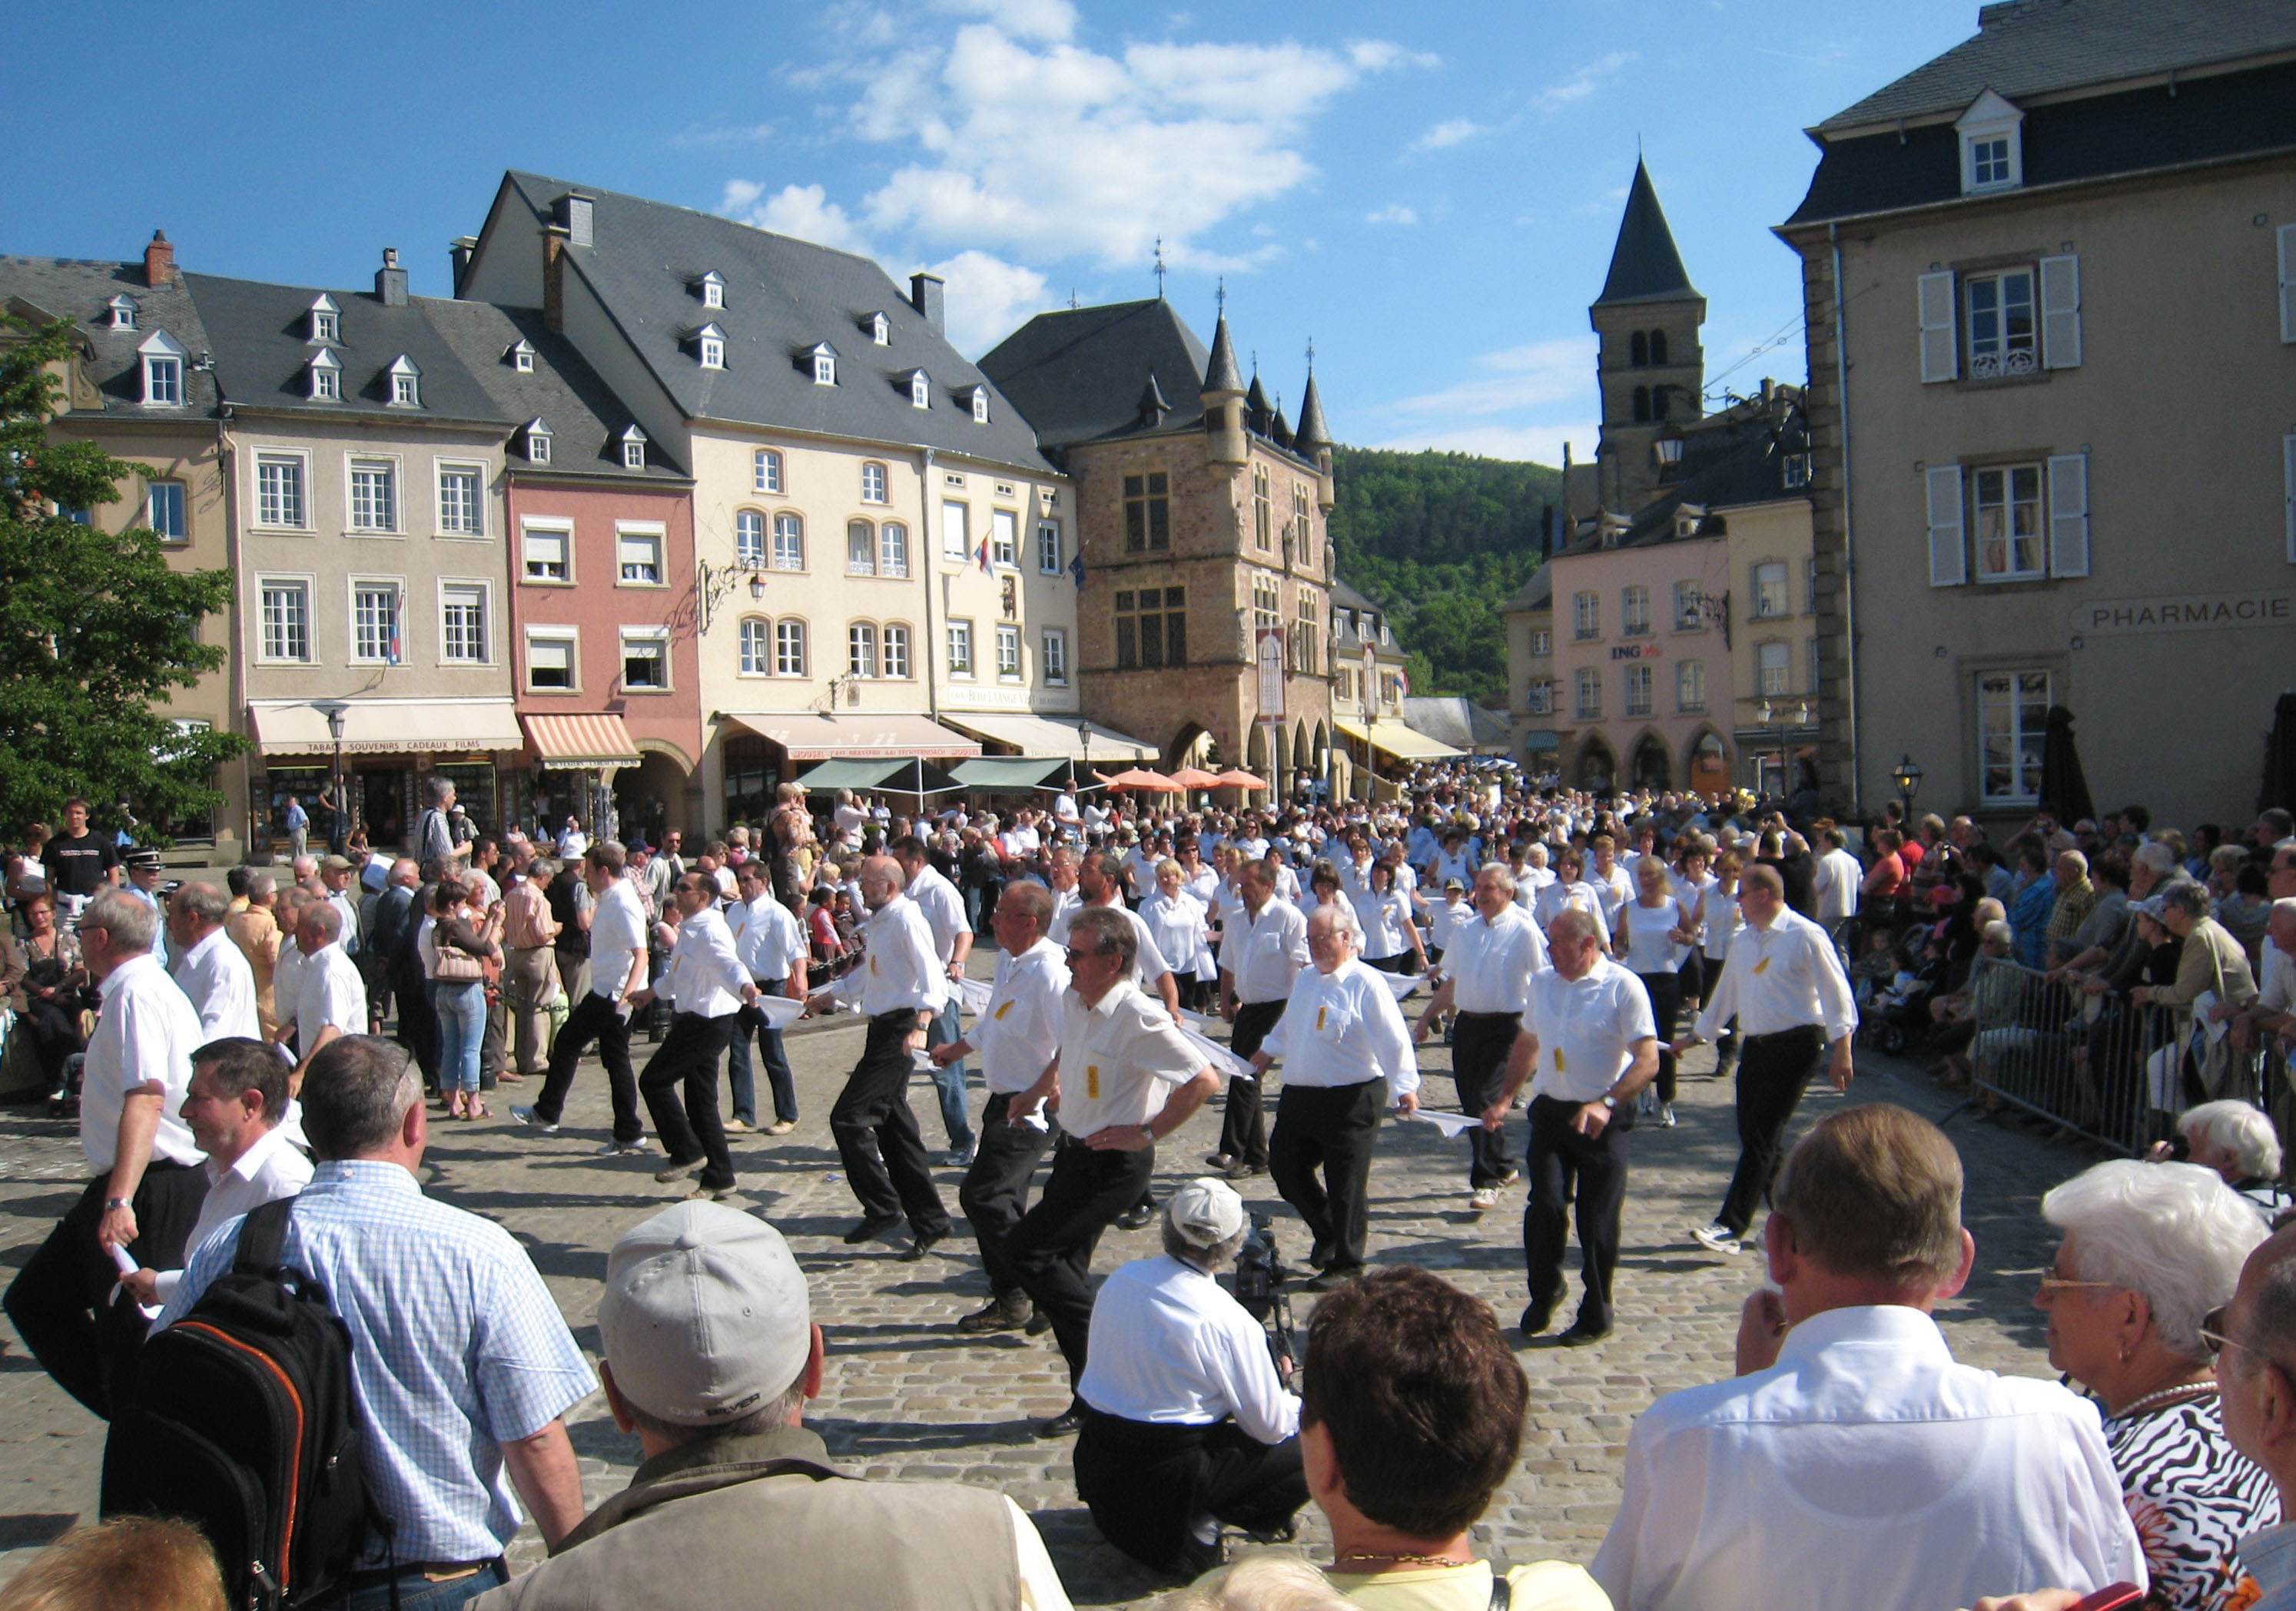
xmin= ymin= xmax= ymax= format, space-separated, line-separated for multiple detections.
xmin=159 ymin=1160 xmax=596 ymax=1566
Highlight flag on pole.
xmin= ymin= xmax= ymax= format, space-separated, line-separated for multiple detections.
xmin=1068 ymin=554 xmax=1086 ymax=590
xmin=1396 ymin=666 xmax=1411 ymax=698
xmin=976 ymin=538 xmax=991 ymax=574
xmin=387 ymin=610 xmax=403 ymax=666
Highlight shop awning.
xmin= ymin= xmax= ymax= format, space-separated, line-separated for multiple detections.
xmin=725 ymin=711 xmax=981 ymax=762
xmin=795 ymin=757 xmax=964 ymax=794
xmin=1335 ymin=718 xmax=1465 ymax=762
xmin=1521 ymin=731 xmax=1559 ymax=752
xmin=950 ymin=756 xmax=1074 ymax=791
xmin=940 ymin=711 xmax=1154 ymax=761
xmin=249 ymin=698 xmax=523 ymax=757
xmin=521 ymin=713 xmax=642 ymax=767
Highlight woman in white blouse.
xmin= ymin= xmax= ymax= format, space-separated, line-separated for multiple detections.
xmin=1614 ymin=856 xmax=1694 ymax=1128
xmin=1355 ymin=860 xmax=1426 ymax=976
xmin=1698 ymin=850 xmax=1746 ymax=1078
xmin=1139 ymin=859 xmax=1213 ymax=1012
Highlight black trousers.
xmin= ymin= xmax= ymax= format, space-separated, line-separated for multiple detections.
xmin=1073 ymin=1410 xmax=1307 ymax=1574
xmin=1636 ymin=971 xmax=1683 ymax=1103
xmin=393 ymin=965 xmax=438 ymax=1090
xmin=1006 ymin=1139 xmax=1156 ymax=1387
xmin=5 ymin=1162 xmax=208 ymax=1418
xmin=959 ymin=1092 xmax=1055 ymax=1298
xmin=1717 ymin=1024 xmax=1827 ymax=1236
xmin=1452 ymin=1012 xmax=1522 ymax=1186
xmin=1216 ymin=999 xmax=1286 ymax=1167
xmin=830 ymin=1012 xmax=951 ymax=1235
xmin=640 ymin=1010 xmax=738 ymax=1190
xmin=1268 ymin=1079 xmax=1384 ymax=1274
xmin=533 ymin=989 xmax=642 ymax=1142
xmin=1523 ymin=1094 xmax=1629 ymax=1332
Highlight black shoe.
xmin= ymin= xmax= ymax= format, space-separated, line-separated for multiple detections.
xmin=843 ymin=1214 xmax=904 ymax=1245
xmin=1036 ymin=1403 xmax=1086 ymax=1439
xmin=1204 ymin=1152 xmax=1235 ymax=1170
xmin=1520 ymin=1297 xmax=1557 ymax=1337
xmin=956 ymin=1294 xmax=1031 ymax=1334
xmin=1114 ymin=1201 xmax=1157 ymax=1231
xmin=1024 ymin=1306 xmax=1053 ymax=1336
xmin=1307 ymin=1238 xmax=1333 ymax=1271
xmin=1173 ymin=1513 xmax=1224 ymax=1579
xmin=901 ymin=1227 xmax=948 ymax=1262
xmin=1223 ymin=1162 xmax=1263 ymax=1181
xmin=1299 ymin=1269 xmax=1355 ymax=1294
xmin=1556 ymin=1318 xmax=1610 ymax=1347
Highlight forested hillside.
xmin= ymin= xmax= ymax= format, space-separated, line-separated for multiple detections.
xmin=1327 ymin=446 xmax=1561 ymax=701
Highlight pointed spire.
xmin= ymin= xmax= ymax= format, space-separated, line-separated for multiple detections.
xmin=1595 ymin=157 xmax=1699 ymax=307
xmin=1203 ymin=310 xmax=1245 ymax=396
xmin=1270 ymin=402 xmax=1293 ymax=451
xmin=1294 ymin=371 xmax=1333 ymax=453
xmin=1246 ymin=373 xmax=1272 ymax=436
xmin=1136 ymin=371 xmax=1171 ymax=425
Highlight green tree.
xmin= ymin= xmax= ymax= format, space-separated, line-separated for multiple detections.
xmin=1 ymin=314 xmax=246 ymax=840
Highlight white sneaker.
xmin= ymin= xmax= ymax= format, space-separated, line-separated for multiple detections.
xmin=1659 ymin=1102 xmax=1678 ymax=1128
xmin=595 ymin=1139 xmax=649 ymax=1157
xmin=1469 ymin=1185 xmax=1500 ymax=1212
xmin=509 ymin=1106 xmax=557 ymax=1133
xmin=1691 ymin=1223 xmax=1742 ymax=1255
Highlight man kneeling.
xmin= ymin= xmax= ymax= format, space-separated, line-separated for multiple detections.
xmin=476 ymin=1202 xmax=1071 ymax=1610
xmin=1073 ymin=1178 xmax=1309 ymax=1577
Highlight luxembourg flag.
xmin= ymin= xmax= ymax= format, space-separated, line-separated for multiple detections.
xmin=1395 ymin=666 xmax=1410 ymax=698
xmin=387 ymin=613 xmax=403 ymax=666
xmin=976 ymin=537 xmax=991 ymax=574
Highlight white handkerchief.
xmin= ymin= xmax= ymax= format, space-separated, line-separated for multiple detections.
xmin=957 ymin=976 xmax=994 ymax=1016
xmin=1180 ymin=1027 xmax=1254 ymax=1082
xmin=1380 ymin=971 xmax=1425 ymax=1002
xmin=754 ymin=994 xmax=805 ymax=1029
xmin=1402 ymin=1107 xmax=1481 ymax=1138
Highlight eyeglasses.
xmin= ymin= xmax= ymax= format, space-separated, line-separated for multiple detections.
xmin=2198 ymin=1305 xmax=2263 ymax=1364
xmin=2034 ymin=1271 xmax=2118 ymax=1298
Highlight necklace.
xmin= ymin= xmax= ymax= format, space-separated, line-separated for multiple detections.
xmin=1334 ymin=1551 xmax=1476 ymax=1570
xmin=2114 ymin=1381 xmax=2216 ymax=1420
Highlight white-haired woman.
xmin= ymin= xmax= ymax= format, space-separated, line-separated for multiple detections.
xmin=2150 ymin=1099 xmax=2292 ymax=1225
xmin=2035 ymin=1159 xmax=2279 ymax=1611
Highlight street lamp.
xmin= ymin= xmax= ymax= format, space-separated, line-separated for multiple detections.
xmin=1890 ymin=753 xmax=1924 ymax=820
xmin=318 ymin=701 xmax=347 ymax=847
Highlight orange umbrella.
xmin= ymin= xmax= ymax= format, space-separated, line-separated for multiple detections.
xmin=1099 ymin=767 xmax=1180 ymax=792
xmin=1168 ymin=766 xmax=1221 ymax=789
xmin=1211 ymin=770 xmax=1269 ymax=791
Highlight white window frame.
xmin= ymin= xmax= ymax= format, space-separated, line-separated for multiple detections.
xmin=615 ymin=524 xmax=666 ymax=587
xmin=619 ymin=628 xmax=670 ymax=693
xmin=524 ymin=628 xmax=579 ymax=693
xmin=991 ymin=508 xmax=1018 ymax=568
xmin=1676 ymin=658 xmax=1705 ymax=713
xmin=434 ymin=460 xmax=486 ymax=538
xmin=308 ymin=296 xmax=338 ymax=344
xmin=996 ymin=622 xmax=1022 ymax=680
xmin=1621 ymin=585 xmax=1650 ymax=638
xmin=754 ymin=448 xmax=782 ymax=493
xmin=1037 ymin=520 xmax=1062 ymax=575
xmin=1623 ymin=662 xmax=1653 ymax=717
xmin=141 ymin=350 xmax=183 ymax=407
xmin=307 ymin=350 xmax=342 ymax=401
xmin=349 ymin=578 xmax=405 ymax=666
xmin=883 ymin=622 xmax=911 ymax=680
xmin=941 ymin=499 xmax=970 ymax=561
xmin=438 ymin=579 xmax=492 ymax=665
xmin=775 ymin=618 xmax=808 ymax=677
xmin=1964 ymin=267 xmax=2038 ymax=380
xmin=256 ymin=575 xmax=314 ymax=665
xmin=1530 ymin=628 xmax=1551 ymax=657
xmin=947 ymin=618 xmax=974 ymax=678
xmin=1572 ymin=591 xmax=1599 ymax=641
xmin=146 ymin=479 xmax=187 ymax=543
xmin=1042 ymin=626 xmax=1068 ymax=686
xmin=871 ymin=312 xmax=891 ymax=345
xmin=388 ymin=356 xmax=421 ymax=409
xmin=520 ymin=520 xmax=573 ymax=585
xmin=1756 ymin=640 xmax=1790 ymax=698
xmin=861 ymin=462 xmax=889 ymax=504
xmin=735 ymin=509 xmax=767 ymax=568
xmin=698 ymin=328 xmax=725 ymax=370
xmin=510 ymin=340 xmax=536 ymax=373
xmin=1526 ymin=677 xmax=1554 ymax=715
xmin=699 ymin=273 xmax=725 ymax=310
xmin=1751 ymin=561 xmax=1789 ymax=619
xmin=1977 ymin=668 xmax=2051 ymax=804
xmin=848 ymin=622 xmax=879 ymax=678
xmin=1972 ymin=462 xmax=2046 ymax=582
xmin=881 ymin=521 xmax=910 ymax=578
xmin=1574 ymin=667 xmax=1601 ymax=721
xmin=910 ymin=372 xmax=931 ymax=409
xmin=812 ymin=352 xmax=837 ymax=386
xmin=621 ymin=429 xmax=647 ymax=472
xmin=738 ymin=617 xmax=771 ymax=677
xmin=108 ymin=295 xmax=138 ymax=330
xmin=970 ymin=389 xmax=990 ymax=423
xmin=524 ymin=419 xmax=552 ymax=463
xmin=771 ymin=512 xmax=805 ymax=572
xmin=1957 ymin=92 xmax=2024 ymax=195
xmin=847 ymin=519 xmax=877 ymax=576
xmin=253 ymin=449 xmax=309 ymax=531
xmin=346 ymin=455 xmax=400 ymax=535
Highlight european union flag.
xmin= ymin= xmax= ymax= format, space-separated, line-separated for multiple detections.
xmin=1067 ymin=554 xmax=1086 ymax=590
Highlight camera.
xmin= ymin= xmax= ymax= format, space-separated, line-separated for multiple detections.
xmin=1226 ymin=1214 xmax=1299 ymax=1381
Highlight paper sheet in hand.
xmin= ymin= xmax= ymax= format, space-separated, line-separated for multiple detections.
xmin=1401 ymin=1107 xmax=1481 ymax=1138
xmin=754 ymin=994 xmax=805 ymax=1030
xmin=108 ymin=1242 xmax=161 ymax=1320
xmin=1379 ymin=971 xmax=1425 ymax=1002
xmin=956 ymin=976 xmax=994 ymax=1016
xmin=1179 ymin=1027 xmax=1254 ymax=1082
xmin=2194 ymin=990 xmax=2230 ymax=1046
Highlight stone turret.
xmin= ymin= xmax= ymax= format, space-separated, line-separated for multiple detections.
xmin=1294 ymin=370 xmax=1335 ymax=512
xmin=1201 ymin=312 xmax=1247 ymax=466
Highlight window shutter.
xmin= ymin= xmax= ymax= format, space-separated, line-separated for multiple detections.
xmin=2281 ymin=225 xmax=2296 ymax=345
xmin=2284 ymin=434 xmax=2295 ymax=563
xmin=2047 ymin=452 xmax=2090 ymax=578
xmin=1918 ymin=270 xmax=1959 ymax=383
xmin=2039 ymin=254 xmax=2082 ymax=368
xmin=1926 ymin=464 xmax=1967 ymax=586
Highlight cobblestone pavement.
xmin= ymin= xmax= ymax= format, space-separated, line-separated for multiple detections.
xmin=0 ymin=975 xmax=2094 ymax=1604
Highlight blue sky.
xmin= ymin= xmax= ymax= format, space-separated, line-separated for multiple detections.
xmin=8 ymin=0 xmax=1979 ymax=467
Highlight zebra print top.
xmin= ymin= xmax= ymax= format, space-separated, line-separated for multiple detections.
xmin=2104 ymin=1388 xmax=2281 ymax=1611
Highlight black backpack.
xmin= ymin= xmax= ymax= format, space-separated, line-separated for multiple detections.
xmin=101 ymin=1197 xmax=386 ymax=1609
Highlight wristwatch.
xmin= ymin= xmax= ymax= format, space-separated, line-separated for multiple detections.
xmin=104 ymin=1197 xmax=130 ymax=1213
xmin=1599 ymin=1094 xmax=1617 ymax=1111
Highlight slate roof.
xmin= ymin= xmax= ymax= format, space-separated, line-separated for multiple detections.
xmin=1501 ymin=565 xmax=1554 ymax=614
xmin=1329 ymin=578 xmax=1402 ymax=655
xmin=1203 ymin=313 xmax=1245 ymax=393
xmin=977 ymin=298 xmax=1212 ymax=448
xmin=1787 ymin=55 xmax=2296 ymax=227
xmin=493 ymin=172 xmax=1050 ymax=472
xmin=1294 ymin=373 xmax=1333 ymax=453
xmin=0 ymin=252 xmax=221 ymax=419
xmin=423 ymin=299 xmax=688 ymax=481
xmin=1556 ymin=401 xmax=1808 ymax=559
xmin=1402 ymin=696 xmax=1512 ymax=751
xmin=184 ymin=271 xmax=506 ymax=426
xmin=1594 ymin=160 xmax=1700 ymax=308
xmin=1816 ymin=0 xmax=2296 ymax=133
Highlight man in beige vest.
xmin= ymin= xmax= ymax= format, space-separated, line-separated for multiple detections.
xmin=474 ymin=1202 xmax=1073 ymax=1610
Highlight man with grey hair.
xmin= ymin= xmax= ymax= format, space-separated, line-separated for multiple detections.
xmin=414 ymin=777 xmax=466 ymax=876
xmin=471 ymin=1203 xmax=1070 ymax=1609
xmin=291 ymin=900 xmax=368 ymax=1089
xmin=168 ymin=880 xmax=258 ymax=1043
xmin=4 ymin=887 xmax=208 ymax=1417
xmin=161 ymin=1036 xmax=594 ymax=1606
xmin=2045 ymin=850 xmax=2097 ymax=972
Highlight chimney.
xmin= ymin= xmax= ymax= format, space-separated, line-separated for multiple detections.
xmin=144 ymin=230 xmax=177 ymax=287
xmin=558 ymin=193 xmax=594 ymax=248
xmin=376 ymin=247 xmax=409 ymax=307
xmin=543 ymin=226 xmax=569 ymax=334
xmin=910 ymin=272 xmax=945 ymax=338
xmin=449 ymin=236 xmax=478 ymax=297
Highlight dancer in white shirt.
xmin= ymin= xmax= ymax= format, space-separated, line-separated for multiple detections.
xmin=167 ymin=881 xmax=259 ymax=1043
xmin=631 ymin=873 xmax=758 ymax=1202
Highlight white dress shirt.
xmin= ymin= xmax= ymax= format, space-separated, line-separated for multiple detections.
xmin=659 ymin=906 xmax=748 ymax=1019
xmin=1137 ymin=890 xmax=1211 ymax=979
xmin=152 ymin=1120 xmax=314 ymax=1301
xmin=976 ymin=937 xmax=1069 ymax=1097
xmin=1052 ymin=979 xmax=1204 ymax=1138
xmin=294 ymin=943 xmax=369 ymax=1047
xmin=851 ymin=894 xmax=947 ymax=1017
xmin=1512 ymin=865 xmax=1557 ymax=907
xmin=1442 ymin=905 xmax=1549 ymax=1014
xmin=82 ymin=951 xmax=205 ymax=1171
xmin=1588 ymin=862 xmax=1633 ymax=920
xmin=1526 ymin=956 xmax=1657 ymax=1105
xmin=1590 ymin=1304 xmax=2145 ymax=1611
xmin=1425 ymin=897 xmax=1471 ymax=955
xmin=1534 ymin=880 xmax=1614 ymax=949
xmin=1050 ymin=899 xmax=1174 ymax=989
xmin=1218 ymin=897 xmax=1309 ymax=1004
xmin=271 ymin=940 xmax=307 ymax=1033
xmin=586 ymin=880 xmax=649 ymax=1003
xmin=1690 ymin=907 xmax=1858 ymax=1045
xmin=1048 ymin=887 xmax=1082 ymax=936
xmin=1356 ymin=887 xmax=1415 ymax=961
xmin=1078 ymin=1255 xmax=1300 ymax=1444
xmin=2258 ymin=940 xmax=2295 ymax=1014
xmin=1703 ymin=883 xmax=1744 ymax=960
xmin=727 ymin=893 xmax=805 ymax=986
xmin=1266 ymin=956 xmax=1418 ymax=1099
xmin=904 ymin=864 xmax=968 ymax=964
xmin=1811 ymin=847 xmax=1864 ymax=921
xmin=171 ymin=925 xmax=260 ymax=1043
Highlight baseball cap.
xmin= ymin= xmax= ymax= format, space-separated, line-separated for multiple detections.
xmin=596 ymin=1203 xmax=812 ymax=1427
xmin=1443 ymin=876 xmax=1465 ymax=891
xmin=321 ymin=854 xmax=354 ymax=873
xmin=1165 ymin=1177 xmax=1247 ymax=1248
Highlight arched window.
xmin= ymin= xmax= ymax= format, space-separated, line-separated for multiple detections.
xmin=738 ymin=617 xmax=770 ymax=675
xmin=879 ymin=521 xmax=909 ymax=578
xmin=1629 ymin=330 xmax=1648 ymax=366
xmin=848 ymin=622 xmax=878 ymax=678
xmin=1631 ymin=386 xmax=1651 ymax=423
xmin=1652 ymin=386 xmax=1671 ymax=422
xmin=861 ymin=461 xmax=888 ymax=503
xmin=1649 ymin=329 xmax=1668 ymax=366
xmin=883 ymin=622 xmax=911 ymax=678
xmin=735 ymin=509 xmax=765 ymax=567
xmin=775 ymin=618 xmax=807 ymax=675
xmin=771 ymin=512 xmax=804 ymax=571
xmin=847 ymin=519 xmax=875 ymax=575
xmin=753 ymin=449 xmax=782 ymax=494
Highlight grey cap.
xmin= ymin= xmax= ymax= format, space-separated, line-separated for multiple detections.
xmin=1166 ymin=1177 xmax=1246 ymax=1248
xmin=596 ymin=1203 xmax=811 ymax=1427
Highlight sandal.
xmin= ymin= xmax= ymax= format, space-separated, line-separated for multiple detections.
xmin=463 ymin=1102 xmax=488 ymax=1121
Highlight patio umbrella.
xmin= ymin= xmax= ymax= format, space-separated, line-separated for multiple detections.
xmin=1212 ymin=770 xmax=1269 ymax=791
xmin=1098 ymin=767 xmax=1180 ymax=792
xmin=2262 ymin=691 xmax=2296 ymax=814
xmin=2037 ymin=705 xmax=2095 ymax=825
xmin=1168 ymin=766 xmax=1222 ymax=789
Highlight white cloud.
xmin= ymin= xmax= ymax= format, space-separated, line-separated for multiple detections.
xmin=722 ymin=181 xmax=874 ymax=257
xmin=1348 ymin=39 xmax=1441 ymax=71
xmin=1388 ymin=337 xmax=1594 ymax=419
xmin=1410 ymin=117 xmax=1484 ymax=152
xmin=1365 ymin=204 xmax=1418 ymax=226
xmin=1534 ymin=51 xmax=1637 ymax=112
xmin=672 ymin=121 xmax=776 ymax=150
xmin=927 ymin=249 xmax=1055 ymax=355
xmin=931 ymin=0 xmax=1076 ymax=41
xmin=1375 ymin=419 xmax=1597 ymax=469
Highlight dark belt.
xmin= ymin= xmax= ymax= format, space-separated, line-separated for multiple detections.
xmin=1744 ymin=1024 xmax=1824 ymax=1044
xmin=1455 ymin=1010 xmax=1522 ymax=1023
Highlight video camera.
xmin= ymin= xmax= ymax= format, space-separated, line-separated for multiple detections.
xmin=1226 ymin=1214 xmax=1299 ymax=1383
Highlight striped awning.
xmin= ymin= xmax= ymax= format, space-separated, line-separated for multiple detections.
xmin=725 ymin=711 xmax=981 ymax=762
xmin=522 ymin=713 xmax=642 ymax=767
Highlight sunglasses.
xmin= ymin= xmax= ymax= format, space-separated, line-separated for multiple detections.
xmin=2198 ymin=1305 xmax=2263 ymax=1364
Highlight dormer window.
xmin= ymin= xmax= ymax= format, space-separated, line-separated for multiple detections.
xmin=620 ymin=425 xmax=647 ymax=471
xmin=387 ymin=354 xmax=421 ymax=408
xmin=307 ymin=294 xmax=339 ymax=344
xmin=107 ymin=295 xmax=138 ymax=331
xmin=698 ymin=271 xmax=725 ymax=310
xmin=868 ymin=312 xmax=891 ymax=345
xmin=307 ymin=348 xmax=342 ymax=401
xmin=524 ymin=419 xmax=552 ymax=464
xmin=805 ymin=342 xmax=838 ymax=386
xmin=907 ymin=370 xmax=931 ymax=409
xmin=138 ymin=330 xmax=185 ymax=406
xmin=695 ymin=323 xmax=726 ymax=370
xmin=1956 ymin=89 xmax=2025 ymax=195
xmin=507 ymin=339 xmax=536 ymax=373
xmin=965 ymin=386 xmax=990 ymax=423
